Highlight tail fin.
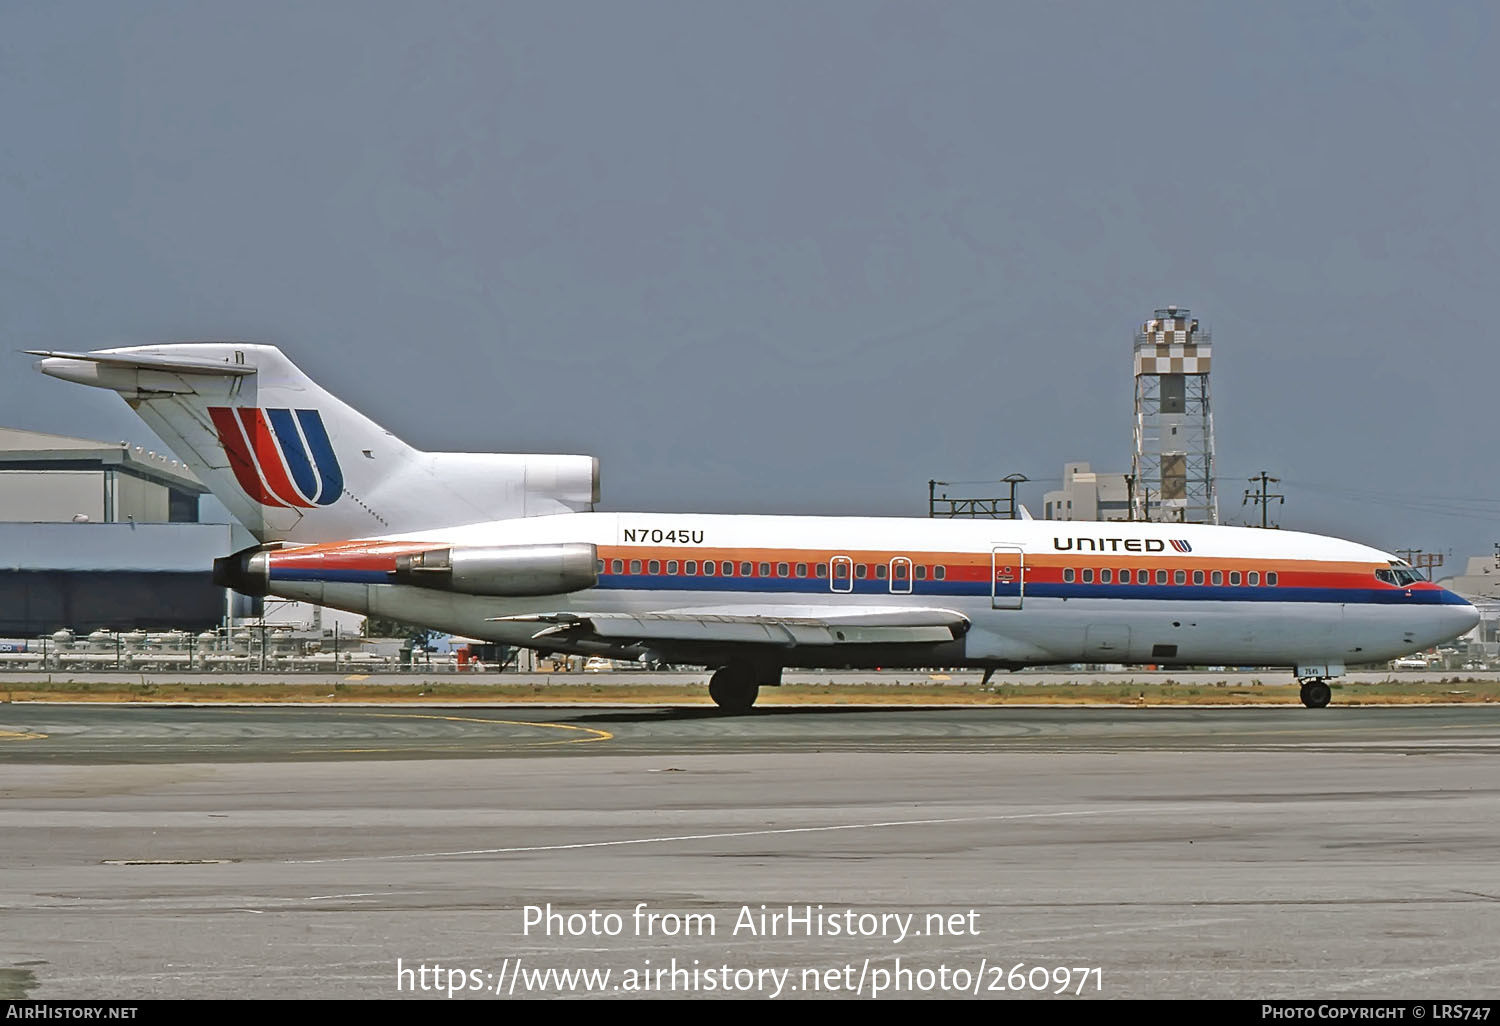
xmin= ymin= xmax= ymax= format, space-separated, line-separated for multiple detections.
xmin=32 ymin=344 xmax=598 ymax=543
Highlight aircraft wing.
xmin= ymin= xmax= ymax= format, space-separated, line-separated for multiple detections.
xmin=490 ymin=606 xmax=969 ymax=647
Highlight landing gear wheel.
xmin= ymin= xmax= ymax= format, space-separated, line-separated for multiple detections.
xmin=1299 ymin=680 xmax=1332 ymax=709
xmin=708 ymin=666 xmax=760 ymax=714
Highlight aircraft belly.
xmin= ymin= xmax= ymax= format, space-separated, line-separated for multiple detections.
xmin=969 ymin=597 xmax=1355 ymax=666
xmin=259 ymin=583 xmax=1399 ymax=669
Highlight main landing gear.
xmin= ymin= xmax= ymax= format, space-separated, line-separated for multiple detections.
xmin=1298 ymin=678 xmax=1333 ymax=709
xmin=708 ymin=664 xmax=764 ymax=714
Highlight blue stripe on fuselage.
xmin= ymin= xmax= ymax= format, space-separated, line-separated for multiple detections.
xmin=271 ymin=568 xmax=390 ymax=584
xmin=590 ymin=575 xmax=1467 ymax=605
xmin=265 ymin=568 xmax=1470 ymax=607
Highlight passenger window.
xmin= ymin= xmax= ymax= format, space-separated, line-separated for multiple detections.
xmin=740 ymin=562 xmax=753 ymax=576
xmin=685 ymin=560 xmax=697 ymax=575
xmin=875 ymin=564 xmax=888 ymax=580
xmin=1193 ymin=570 xmax=1204 ymax=585
xmin=795 ymin=563 xmax=808 ymax=578
xmin=1174 ymin=570 xmax=1186 ymax=584
xmin=914 ymin=565 xmax=927 ymax=580
xmin=721 ymin=561 xmax=733 ymax=576
xmin=1248 ymin=571 xmax=1259 ymax=585
xmin=1134 ymin=569 xmax=1147 ymax=584
xmin=934 ymin=566 xmax=946 ymax=580
xmin=612 ymin=559 xmax=623 ymax=574
xmin=1230 ymin=571 xmax=1241 ymax=585
xmin=759 ymin=562 xmax=771 ymax=577
xmin=1211 ymin=570 xmax=1222 ymax=585
xmin=1082 ymin=568 xmax=1095 ymax=583
xmin=596 ymin=558 xmax=605 ymax=573
xmin=648 ymin=560 xmax=661 ymax=575
xmin=893 ymin=562 xmax=908 ymax=580
xmin=855 ymin=564 xmax=867 ymax=579
xmin=630 ymin=559 xmax=642 ymax=574
xmin=1156 ymin=570 xmax=1167 ymax=584
xmin=703 ymin=560 xmax=716 ymax=576
xmin=1267 ymin=572 xmax=1278 ymax=586
xmin=816 ymin=563 xmax=828 ymax=578
xmin=666 ymin=560 xmax=679 ymax=575
xmin=1063 ymin=568 xmax=1075 ymax=582
xmin=776 ymin=562 xmax=789 ymax=577
xmin=1100 ymin=569 xmax=1112 ymax=584
xmin=834 ymin=562 xmax=849 ymax=579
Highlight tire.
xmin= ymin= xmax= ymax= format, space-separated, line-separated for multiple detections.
xmin=708 ymin=666 xmax=760 ymax=714
xmin=1300 ymin=680 xmax=1332 ymax=709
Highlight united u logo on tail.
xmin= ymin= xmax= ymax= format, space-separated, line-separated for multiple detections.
xmin=208 ymin=407 xmax=344 ymax=508
xmin=1170 ymin=539 xmax=1193 ymax=553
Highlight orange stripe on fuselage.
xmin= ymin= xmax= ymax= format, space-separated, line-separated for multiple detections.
xmin=268 ymin=539 xmax=1422 ymax=595
xmin=598 ymin=546 xmax=1412 ymax=591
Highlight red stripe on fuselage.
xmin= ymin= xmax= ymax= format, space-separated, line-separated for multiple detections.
xmin=267 ymin=541 xmax=435 ymax=575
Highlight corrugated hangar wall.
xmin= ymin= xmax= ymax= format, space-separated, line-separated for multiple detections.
xmin=0 ymin=522 xmax=236 ymax=634
xmin=0 ymin=571 xmax=225 ymax=633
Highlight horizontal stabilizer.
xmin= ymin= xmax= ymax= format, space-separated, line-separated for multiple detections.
xmin=29 ymin=349 xmax=257 ymax=377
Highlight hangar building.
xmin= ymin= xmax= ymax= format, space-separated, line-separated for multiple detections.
xmin=0 ymin=427 xmax=235 ymax=634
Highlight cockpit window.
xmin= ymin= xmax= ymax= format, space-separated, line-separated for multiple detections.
xmin=1378 ymin=567 xmax=1422 ymax=586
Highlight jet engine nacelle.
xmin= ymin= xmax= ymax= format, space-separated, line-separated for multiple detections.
xmin=392 ymin=543 xmax=598 ymax=597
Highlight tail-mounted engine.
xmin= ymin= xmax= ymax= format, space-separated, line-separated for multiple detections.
xmin=391 ymin=543 xmax=597 ymax=596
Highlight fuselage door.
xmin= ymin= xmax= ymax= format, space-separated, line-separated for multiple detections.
xmin=831 ymin=555 xmax=854 ymax=594
xmin=991 ymin=545 xmax=1024 ymax=610
xmin=890 ymin=556 xmax=912 ymax=594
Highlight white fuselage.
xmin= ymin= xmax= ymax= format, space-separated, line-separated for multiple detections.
xmin=258 ymin=512 xmax=1479 ymax=670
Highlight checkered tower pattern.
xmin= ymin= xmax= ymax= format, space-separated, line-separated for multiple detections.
xmin=1134 ymin=315 xmax=1212 ymax=375
xmin=1131 ymin=306 xmax=1218 ymax=524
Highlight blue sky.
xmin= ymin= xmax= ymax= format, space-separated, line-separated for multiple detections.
xmin=2 ymin=1 xmax=1496 ymax=566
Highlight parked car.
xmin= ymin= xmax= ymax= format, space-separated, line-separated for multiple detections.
xmin=1391 ymin=657 xmax=1429 ymax=670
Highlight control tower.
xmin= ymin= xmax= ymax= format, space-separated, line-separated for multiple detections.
xmin=1131 ymin=306 xmax=1217 ymax=523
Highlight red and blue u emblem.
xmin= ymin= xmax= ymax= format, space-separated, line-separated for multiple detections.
xmin=208 ymin=407 xmax=344 ymax=508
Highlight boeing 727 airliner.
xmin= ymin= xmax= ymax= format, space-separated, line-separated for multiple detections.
xmin=32 ymin=344 xmax=1478 ymax=711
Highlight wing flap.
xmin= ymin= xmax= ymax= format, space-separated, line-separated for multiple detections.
xmin=492 ymin=607 xmax=968 ymax=647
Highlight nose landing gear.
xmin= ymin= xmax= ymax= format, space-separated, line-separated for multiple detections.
xmin=1298 ymin=678 xmax=1333 ymax=709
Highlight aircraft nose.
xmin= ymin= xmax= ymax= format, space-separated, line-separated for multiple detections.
xmin=1442 ymin=594 xmax=1481 ymax=638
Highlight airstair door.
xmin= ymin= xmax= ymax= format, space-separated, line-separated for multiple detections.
xmin=991 ymin=546 xmax=1024 ymax=610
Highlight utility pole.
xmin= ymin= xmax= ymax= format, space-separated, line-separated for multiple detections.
xmin=1003 ymin=473 xmax=1029 ymax=520
xmin=928 ymin=475 xmax=1029 ymax=519
xmin=1124 ymin=474 xmax=1136 ymax=522
xmin=1243 ymin=471 xmax=1284 ymax=529
xmin=1396 ymin=548 xmax=1445 ymax=581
